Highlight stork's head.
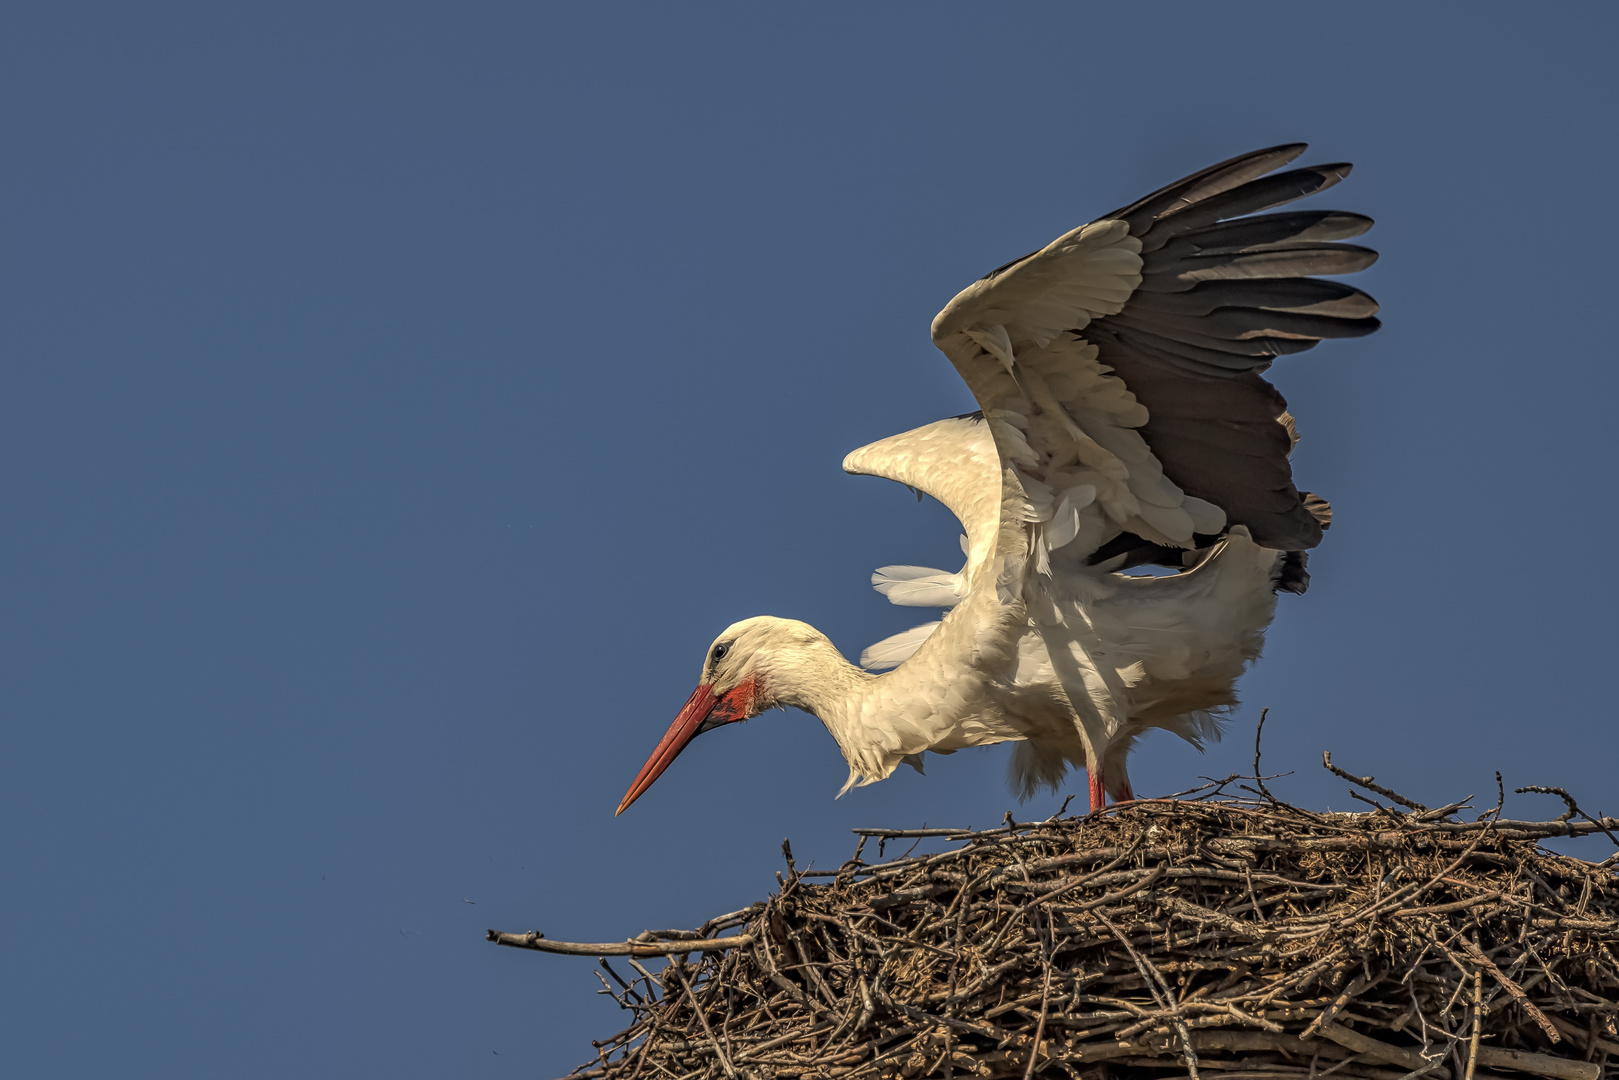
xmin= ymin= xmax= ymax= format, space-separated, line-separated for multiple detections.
xmin=615 ymin=616 xmax=828 ymax=815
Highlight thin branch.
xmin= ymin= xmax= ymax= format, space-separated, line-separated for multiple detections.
xmin=486 ymin=930 xmax=755 ymax=956
xmin=1322 ymin=750 xmax=1429 ymax=812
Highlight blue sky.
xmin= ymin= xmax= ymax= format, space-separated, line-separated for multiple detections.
xmin=3 ymin=4 xmax=1617 ymax=1077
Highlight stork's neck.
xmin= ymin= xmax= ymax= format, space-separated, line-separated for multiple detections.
xmin=751 ymin=625 xmax=911 ymax=795
xmin=763 ymin=632 xmax=875 ymax=724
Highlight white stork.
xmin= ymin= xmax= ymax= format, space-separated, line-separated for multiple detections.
xmin=617 ymin=144 xmax=1378 ymax=815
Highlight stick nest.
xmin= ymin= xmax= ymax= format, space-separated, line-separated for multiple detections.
xmin=501 ymin=756 xmax=1619 ymax=1080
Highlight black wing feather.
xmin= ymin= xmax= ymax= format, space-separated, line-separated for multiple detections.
xmin=1126 ymin=279 xmax=1379 ymax=319
xmin=1112 ymin=307 xmax=1380 ymax=343
xmin=1140 ymin=243 xmax=1379 ymax=291
xmin=1168 ymin=210 xmax=1373 ymax=250
xmin=1083 ymin=145 xmax=1380 ymax=551
xmin=1106 ymin=144 xmax=1308 ymax=234
xmin=1136 ymin=164 xmax=1354 ymax=252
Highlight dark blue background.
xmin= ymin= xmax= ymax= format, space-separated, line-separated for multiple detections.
xmin=3 ymin=4 xmax=1615 ymax=1076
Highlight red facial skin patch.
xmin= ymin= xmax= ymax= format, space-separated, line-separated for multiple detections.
xmin=706 ymin=676 xmax=759 ymax=726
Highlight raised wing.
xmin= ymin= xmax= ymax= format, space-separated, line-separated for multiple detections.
xmin=929 ymin=144 xmax=1379 ymax=571
xmin=842 ymin=415 xmax=1003 ymax=670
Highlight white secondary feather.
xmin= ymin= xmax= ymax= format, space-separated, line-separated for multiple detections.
xmin=871 ymin=565 xmax=965 ymax=608
xmin=859 ymin=622 xmax=942 ymax=672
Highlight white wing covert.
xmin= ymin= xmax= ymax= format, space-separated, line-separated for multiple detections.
xmin=931 ymin=220 xmax=1225 ymax=579
xmin=870 ymin=561 xmax=966 ymax=608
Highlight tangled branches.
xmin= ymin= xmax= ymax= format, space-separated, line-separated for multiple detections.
xmin=492 ymin=759 xmax=1619 ymax=1080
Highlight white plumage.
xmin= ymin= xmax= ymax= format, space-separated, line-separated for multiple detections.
xmin=617 ymin=144 xmax=1378 ymax=815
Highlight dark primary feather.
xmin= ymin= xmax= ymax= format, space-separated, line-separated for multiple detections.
xmin=1107 ymin=313 xmax=1348 ymax=358
xmin=1140 ymin=243 xmax=1378 ymax=290
xmin=1134 ymin=164 xmax=1354 ymax=252
xmin=1113 ymin=306 xmax=1380 ymax=344
xmin=1127 ymin=278 xmax=1378 ymax=319
xmin=1106 ymin=144 xmax=1308 ymax=234
xmin=1166 ymin=210 xmax=1373 ymax=251
xmin=1080 ymin=144 xmax=1381 ymax=550
xmin=973 ymin=146 xmax=1323 ymax=285
xmin=1094 ymin=325 xmax=1279 ymax=376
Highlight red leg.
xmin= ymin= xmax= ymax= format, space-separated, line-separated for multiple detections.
xmin=1088 ymin=768 xmax=1105 ymax=813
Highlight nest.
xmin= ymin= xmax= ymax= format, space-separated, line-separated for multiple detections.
xmin=492 ymin=750 xmax=1619 ymax=1080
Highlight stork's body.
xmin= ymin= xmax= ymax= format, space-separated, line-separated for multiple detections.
xmin=617 ymin=144 xmax=1377 ymax=815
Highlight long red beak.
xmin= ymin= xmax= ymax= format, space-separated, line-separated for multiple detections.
xmin=615 ymin=684 xmax=720 ymax=816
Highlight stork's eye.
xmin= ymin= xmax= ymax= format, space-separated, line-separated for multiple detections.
xmin=711 ymin=643 xmax=729 ymax=662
